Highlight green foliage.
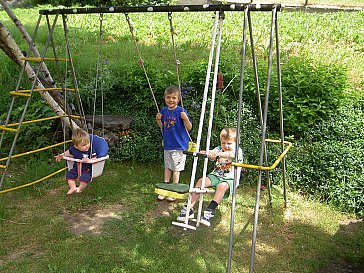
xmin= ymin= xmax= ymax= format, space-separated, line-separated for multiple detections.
xmin=279 ymin=56 xmax=348 ymax=136
xmin=111 ymin=115 xmax=163 ymax=162
xmin=288 ymin=98 xmax=364 ymax=217
xmin=1 ymin=7 xmax=364 ymax=219
xmin=0 ymin=100 xmax=56 ymax=154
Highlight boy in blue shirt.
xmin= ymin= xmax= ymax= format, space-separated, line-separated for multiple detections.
xmin=55 ymin=128 xmax=108 ymax=194
xmin=156 ymin=86 xmax=192 ymax=201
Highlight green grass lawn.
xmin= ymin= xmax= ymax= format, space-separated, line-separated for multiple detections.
xmin=0 ymin=161 xmax=363 ymax=272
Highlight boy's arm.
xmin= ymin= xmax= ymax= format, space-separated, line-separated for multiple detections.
xmin=208 ymin=148 xmax=234 ymax=160
xmin=54 ymin=150 xmax=71 ymax=161
xmin=156 ymin=113 xmax=162 ymax=129
xmin=92 ymin=135 xmax=109 ymax=158
xmin=180 ymin=112 xmax=192 ymax=131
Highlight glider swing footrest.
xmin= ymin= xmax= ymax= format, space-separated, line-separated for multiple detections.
xmin=154 ymin=183 xmax=190 ymax=200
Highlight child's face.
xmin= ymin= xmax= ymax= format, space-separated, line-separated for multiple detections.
xmin=220 ymin=137 xmax=236 ymax=152
xmin=164 ymin=92 xmax=180 ymax=109
xmin=75 ymin=140 xmax=90 ymax=152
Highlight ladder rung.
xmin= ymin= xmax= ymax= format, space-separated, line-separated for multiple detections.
xmin=21 ymin=57 xmax=72 ymax=62
xmin=10 ymin=91 xmax=31 ymax=97
xmin=0 ymin=125 xmax=18 ymax=133
xmin=10 ymin=87 xmax=77 ymax=96
xmin=0 ymin=165 xmax=7 ymax=169
xmin=6 ymin=115 xmax=81 ymax=127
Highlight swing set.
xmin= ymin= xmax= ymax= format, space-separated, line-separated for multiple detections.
xmin=0 ymin=11 xmax=109 ymax=194
xmin=0 ymin=4 xmax=292 ymax=273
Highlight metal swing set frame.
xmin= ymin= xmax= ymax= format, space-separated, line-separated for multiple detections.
xmin=1 ymin=3 xmax=292 ymax=272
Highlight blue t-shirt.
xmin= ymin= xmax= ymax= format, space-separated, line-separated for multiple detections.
xmin=160 ymin=106 xmax=190 ymax=150
xmin=68 ymin=134 xmax=108 ymax=172
xmin=69 ymin=134 xmax=108 ymax=161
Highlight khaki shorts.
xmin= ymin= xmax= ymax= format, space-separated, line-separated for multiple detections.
xmin=164 ymin=150 xmax=186 ymax=171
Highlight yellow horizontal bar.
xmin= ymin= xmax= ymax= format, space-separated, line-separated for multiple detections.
xmin=0 ymin=140 xmax=72 ymax=162
xmin=0 ymin=167 xmax=67 ymax=194
xmin=6 ymin=115 xmax=81 ymax=127
xmin=10 ymin=91 xmax=31 ymax=97
xmin=21 ymin=57 xmax=71 ymax=62
xmin=232 ymin=140 xmax=293 ymax=171
xmin=0 ymin=165 xmax=7 ymax=169
xmin=11 ymin=88 xmax=77 ymax=93
xmin=0 ymin=125 xmax=18 ymax=133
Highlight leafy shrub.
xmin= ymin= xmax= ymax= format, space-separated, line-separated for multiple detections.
xmin=110 ymin=114 xmax=163 ymax=162
xmin=278 ymin=56 xmax=348 ymax=137
xmin=0 ymin=100 xmax=56 ymax=157
xmin=237 ymin=56 xmax=348 ymax=138
xmin=288 ymin=98 xmax=364 ymax=217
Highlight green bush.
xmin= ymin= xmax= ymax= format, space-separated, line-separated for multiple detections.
xmin=0 ymin=100 xmax=56 ymax=158
xmin=288 ymin=98 xmax=364 ymax=217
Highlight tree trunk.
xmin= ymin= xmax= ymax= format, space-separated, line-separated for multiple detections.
xmin=0 ymin=21 xmax=78 ymax=130
xmin=0 ymin=0 xmax=69 ymax=109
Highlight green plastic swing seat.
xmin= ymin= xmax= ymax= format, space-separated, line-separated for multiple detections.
xmin=154 ymin=183 xmax=190 ymax=199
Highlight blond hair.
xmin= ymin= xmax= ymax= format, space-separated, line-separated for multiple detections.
xmin=164 ymin=85 xmax=181 ymax=98
xmin=220 ymin=128 xmax=237 ymax=142
xmin=72 ymin=128 xmax=90 ymax=146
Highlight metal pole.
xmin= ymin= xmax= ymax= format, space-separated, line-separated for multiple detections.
xmin=227 ymin=5 xmax=248 ymax=273
xmin=196 ymin=11 xmax=224 ymax=227
xmin=0 ymin=14 xmax=60 ymax=189
xmin=249 ymin=6 xmax=278 ymax=273
xmin=274 ymin=9 xmax=287 ymax=208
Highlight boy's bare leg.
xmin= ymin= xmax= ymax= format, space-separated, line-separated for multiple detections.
xmin=211 ymin=182 xmax=229 ymax=205
xmin=172 ymin=170 xmax=180 ymax=184
xmin=67 ymin=180 xmax=77 ymax=195
xmin=164 ymin=168 xmax=172 ymax=183
xmin=77 ymin=182 xmax=88 ymax=193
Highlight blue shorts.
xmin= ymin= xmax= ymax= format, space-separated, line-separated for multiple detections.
xmin=66 ymin=167 xmax=92 ymax=183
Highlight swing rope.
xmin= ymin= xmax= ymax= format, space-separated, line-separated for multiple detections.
xmin=89 ymin=12 xmax=106 ymax=156
xmin=168 ymin=12 xmax=194 ymax=144
xmin=125 ymin=13 xmax=160 ymax=113
xmin=168 ymin=12 xmax=182 ymax=109
xmin=62 ymin=13 xmax=108 ymax=178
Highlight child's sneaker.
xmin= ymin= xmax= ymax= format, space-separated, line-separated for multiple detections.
xmin=200 ymin=208 xmax=214 ymax=227
xmin=157 ymin=194 xmax=166 ymax=200
xmin=177 ymin=206 xmax=194 ymax=222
